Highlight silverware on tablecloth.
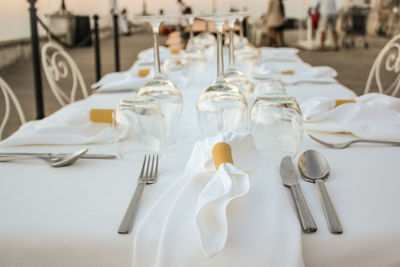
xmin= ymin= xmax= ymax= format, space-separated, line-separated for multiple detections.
xmin=308 ymin=134 xmax=400 ymax=149
xmin=0 ymin=148 xmax=88 ymax=167
xmin=280 ymin=156 xmax=317 ymax=233
xmin=118 ymin=154 xmax=159 ymax=234
xmin=298 ymin=150 xmax=343 ymax=234
xmin=0 ymin=152 xmax=117 ymax=159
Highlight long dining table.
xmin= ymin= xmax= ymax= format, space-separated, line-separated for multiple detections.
xmin=0 ymin=47 xmax=399 ymax=267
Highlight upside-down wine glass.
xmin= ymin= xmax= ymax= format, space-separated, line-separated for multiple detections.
xmin=196 ymin=14 xmax=247 ymax=137
xmin=224 ymin=13 xmax=253 ymax=93
xmin=135 ymin=15 xmax=183 ymax=145
xmin=193 ymin=19 xmax=216 ymax=50
xmin=250 ymin=95 xmax=303 ymax=160
xmin=113 ymin=96 xmax=166 ymax=162
xmin=184 ymin=15 xmax=201 ymax=55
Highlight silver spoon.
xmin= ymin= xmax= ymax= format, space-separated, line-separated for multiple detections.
xmin=298 ymin=150 xmax=343 ymax=234
xmin=0 ymin=148 xmax=88 ymax=167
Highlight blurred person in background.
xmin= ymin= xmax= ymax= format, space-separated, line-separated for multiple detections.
xmin=109 ymin=0 xmax=119 ymax=15
xmin=317 ymin=0 xmax=340 ymax=50
xmin=182 ymin=5 xmax=193 ymax=42
xmin=308 ymin=6 xmax=320 ymax=39
xmin=109 ymin=0 xmax=127 ymax=34
xmin=265 ymin=0 xmax=286 ymax=47
xmin=120 ymin=8 xmax=133 ymax=35
xmin=177 ymin=0 xmax=187 ymax=32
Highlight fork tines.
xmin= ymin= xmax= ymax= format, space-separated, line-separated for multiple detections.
xmin=142 ymin=154 xmax=158 ymax=184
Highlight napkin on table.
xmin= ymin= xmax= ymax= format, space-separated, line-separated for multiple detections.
xmin=258 ymin=47 xmax=301 ymax=62
xmin=255 ymin=61 xmax=337 ymax=85
xmin=301 ymin=93 xmax=400 ymax=139
xmin=0 ymin=103 xmax=114 ymax=147
xmin=137 ymin=45 xmax=180 ymax=63
xmin=132 ymin=133 xmax=304 ymax=267
xmin=91 ymin=62 xmax=153 ymax=92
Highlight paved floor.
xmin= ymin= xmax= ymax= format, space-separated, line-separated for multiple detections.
xmin=0 ymin=30 xmax=390 ymax=139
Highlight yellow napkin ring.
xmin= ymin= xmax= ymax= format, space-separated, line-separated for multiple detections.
xmin=170 ymin=48 xmax=180 ymax=55
xmin=334 ymin=99 xmax=356 ymax=107
xmin=89 ymin=109 xmax=114 ymax=123
xmin=138 ymin=68 xmax=150 ymax=77
xmin=212 ymin=142 xmax=234 ymax=170
xmin=281 ymin=70 xmax=295 ymax=75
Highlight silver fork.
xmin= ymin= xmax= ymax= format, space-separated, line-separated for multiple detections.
xmin=308 ymin=134 xmax=400 ymax=149
xmin=118 ymin=154 xmax=159 ymax=234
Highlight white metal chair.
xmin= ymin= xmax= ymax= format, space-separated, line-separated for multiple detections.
xmin=364 ymin=33 xmax=400 ymax=97
xmin=41 ymin=41 xmax=89 ymax=107
xmin=0 ymin=76 xmax=26 ymax=140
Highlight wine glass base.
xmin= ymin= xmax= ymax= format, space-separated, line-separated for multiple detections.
xmin=224 ymin=69 xmax=253 ymax=93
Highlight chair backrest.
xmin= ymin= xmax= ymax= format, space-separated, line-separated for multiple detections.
xmin=41 ymin=41 xmax=88 ymax=107
xmin=364 ymin=34 xmax=400 ymax=97
xmin=0 ymin=76 xmax=26 ymax=140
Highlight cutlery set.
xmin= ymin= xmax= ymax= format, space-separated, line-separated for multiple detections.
xmin=0 ymin=149 xmax=117 ymax=167
xmin=3 ymin=133 xmax=398 ymax=234
xmin=280 ymin=150 xmax=343 ymax=234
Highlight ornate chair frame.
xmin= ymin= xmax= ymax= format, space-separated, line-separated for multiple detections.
xmin=364 ymin=34 xmax=400 ymax=97
xmin=0 ymin=77 xmax=26 ymax=140
xmin=41 ymin=41 xmax=89 ymax=107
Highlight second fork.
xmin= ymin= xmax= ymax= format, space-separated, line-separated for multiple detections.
xmin=118 ymin=154 xmax=159 ymax=234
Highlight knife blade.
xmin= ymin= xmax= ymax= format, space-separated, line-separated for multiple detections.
xmin=280 ymin=156 xmax=317 ymax=233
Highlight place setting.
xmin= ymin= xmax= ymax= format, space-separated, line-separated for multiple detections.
xmin=1 ymin=2 xmax=400 ymax=267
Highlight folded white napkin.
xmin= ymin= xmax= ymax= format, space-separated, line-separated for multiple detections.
xmin=258 ymin=47 xmax=301 ymax=62
xmin=0 ymin=104 xmax=114 ymax=147
xmin=132 ymin=133 xmax=304 ymax=267
xmin=259 ymin=47 xmax=299 ymax=57
xmin=301 ymin=93 xmax=400 ymax=139
xmin=91 ymin=63 xmax=153 ymax=92
xmin=255 ymin=62 xmax=337 ymax=85
xmin=138 ymin=46 xmax=179 ymax=64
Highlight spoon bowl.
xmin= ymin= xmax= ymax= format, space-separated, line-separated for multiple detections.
xmin=298 ymin=149 xmax=330 ymax=182
xmin=0 ymin=148 xmax=88 ymax=167
xmin=47 ymin=148 xmax=88 ymax=167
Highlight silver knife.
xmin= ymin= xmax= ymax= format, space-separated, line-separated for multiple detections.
xmin=280 ymin=156 xmax=317 ymax=233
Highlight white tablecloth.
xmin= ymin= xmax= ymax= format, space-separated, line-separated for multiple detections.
xmin=1 ymin=50 xmax=400 ymax=267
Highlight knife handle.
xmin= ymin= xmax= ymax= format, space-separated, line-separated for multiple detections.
xmin=290 ymin=184 xmax=317 ymax=233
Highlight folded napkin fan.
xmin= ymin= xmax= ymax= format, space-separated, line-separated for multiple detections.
xmin=132 ymin=133 xmax=304 ymax=267
xmin=301 ymin=93 xmax=400 ymax=139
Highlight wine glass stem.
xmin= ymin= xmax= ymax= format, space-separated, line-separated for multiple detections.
xmin=216 ymin=30 xmax=224 ymax=82
xmin=188 ymin=25 xmax=194 ymax=48
xmin=153 ymin=31 xmax=162 ymax=79
xmin=229 ymin=28 xmax=235 ymax=68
